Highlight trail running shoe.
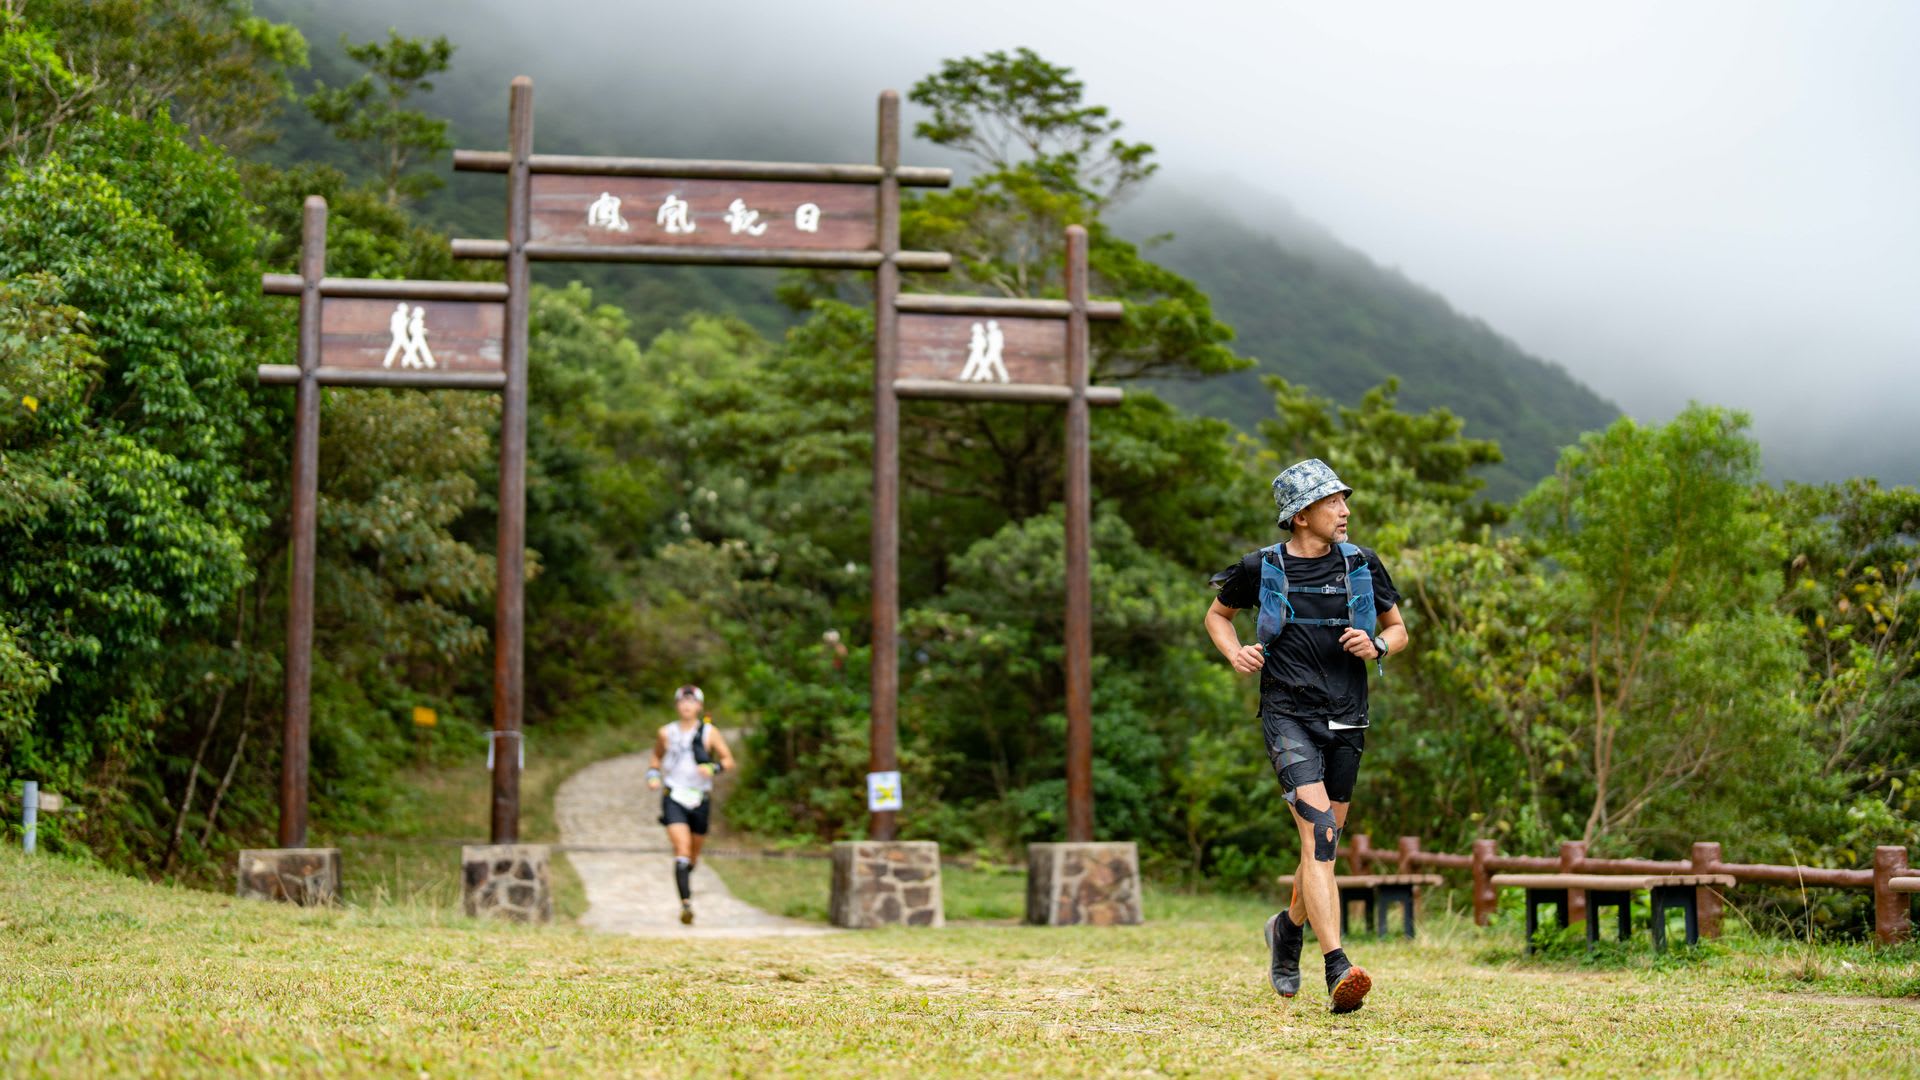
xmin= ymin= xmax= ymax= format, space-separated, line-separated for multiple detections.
xmin=1329 ymin=964 xmax=1372 ymax=1014
xmin=1263 ymin=912 xmax=1304 ymax=998
xmin=680 ymin=901 xmax=694 ymax=926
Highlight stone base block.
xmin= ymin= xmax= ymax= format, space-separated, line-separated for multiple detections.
xmin=462 ymin=844 xmax=553 ymax=923
xmin=1026 ymin=841 xmax=1143 ymax=926
xmin=830 ymin=841 xmax=943 ymax=928
xmin=236 ymin=847 xmax=341 ymax=906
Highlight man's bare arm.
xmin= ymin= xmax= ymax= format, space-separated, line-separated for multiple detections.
xmin=1206 ymin=598 xmax=1266 ymax=676
xmin=1340 ymin=603 xmax=1409 ymax=659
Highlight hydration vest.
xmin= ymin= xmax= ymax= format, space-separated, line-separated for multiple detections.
xmin=1255 ymin=541 xmax=1382 ymax=672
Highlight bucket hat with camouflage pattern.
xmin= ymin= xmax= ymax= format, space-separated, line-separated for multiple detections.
xmin=1271 ymin=458 xmax=1353 ymax=528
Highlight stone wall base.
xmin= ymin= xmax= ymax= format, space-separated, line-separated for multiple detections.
xmin=1026 ymin=841 xmax=1143 ymax=926
xmin=462 ymin=844 xmax=553 ymax=923
xmin=830 ymin=841 xmax=944 ymax=928
xmin=236 ymin=847 xmax=341 ymax=906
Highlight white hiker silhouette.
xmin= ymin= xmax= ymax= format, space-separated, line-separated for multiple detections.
xmin=959 ymin=321 xmax=988 ymax=381
xmin=405 ymin=306 xmax=436 ymax=369
xmin=383 ymin=303 xmax=410 ymax=368
xmin=984 ymin=320 xmax=1008 ymax=382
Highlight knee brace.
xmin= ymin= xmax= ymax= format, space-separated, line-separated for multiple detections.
xmin=1287 ymin=795 xmax=1341 ymax=863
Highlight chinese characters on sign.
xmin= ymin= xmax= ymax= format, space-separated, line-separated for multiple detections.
xmin=657 ymin=193 xmax=694 ymax=234
xmin=585 ymin=191 xmax=629 ymax=231
xmin=532 ymin=175 xmax=876 ymax=250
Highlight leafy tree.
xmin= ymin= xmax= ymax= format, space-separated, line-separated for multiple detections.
xmin=1258 ymin=374 xmax=1505 ymax=553
xmin=1519 ymin=405 xmax=1812 ymax=846
xmin=910 ymin=46 xmax=1155 ymax=209
xmin=17 ymin=0 xmax=307 ymax=150
xmin=303 ymin=30 xmax=453 ymax=206
xmin=0 ymin=274 xmax=96 ymax=739
xmin=1770 ymin=481 xmax=1920 ymax=781
xmin=0 ymin=4 xmax=91 ymax=162
xmin=1768 ymin=479 xmax=1920 ymax=865
xmin=0 ymin=153 xmax=260 ymax=854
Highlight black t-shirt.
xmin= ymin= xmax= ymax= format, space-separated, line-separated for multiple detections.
xmin=1211 ymin=543 xmax=1400 ymax=727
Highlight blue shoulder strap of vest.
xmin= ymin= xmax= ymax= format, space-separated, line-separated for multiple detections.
xmin=1338 ymin=542 xmax=1385 ymax=675
xmin=1259 ymin=542 xmax=1377 ymax=644
xmin=1256 ymin=544 xmax=1289 ymax=645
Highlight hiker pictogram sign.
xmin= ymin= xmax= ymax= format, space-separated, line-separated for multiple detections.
xmin=321 ymin=299 xmax=504 ymax=375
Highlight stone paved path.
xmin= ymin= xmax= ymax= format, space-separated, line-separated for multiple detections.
xmin=554 ymin=751 xmax=832 ymax=938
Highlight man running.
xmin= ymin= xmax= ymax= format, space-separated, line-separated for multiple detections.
xmin=646 ymin=684 xmax=736 ymax=925
xmin=1203 ymin=459 xmax=1408 ymax=1013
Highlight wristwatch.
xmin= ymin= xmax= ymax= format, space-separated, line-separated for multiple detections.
xmin=1370 ymin=634 xmax=1389 ymax=659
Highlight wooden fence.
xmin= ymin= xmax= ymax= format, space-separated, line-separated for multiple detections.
xmin=1334 ymin=835 xmax=1914 ymax=945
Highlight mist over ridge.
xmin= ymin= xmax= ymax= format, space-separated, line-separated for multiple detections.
xmin=261 ymin=0 xmax=1917 ymax=489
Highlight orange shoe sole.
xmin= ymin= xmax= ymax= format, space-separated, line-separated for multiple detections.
xmin=1330 ymin=966 xmax=1371 ymax=1014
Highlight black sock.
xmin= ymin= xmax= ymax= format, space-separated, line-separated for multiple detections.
xmin=674 ymin=857 xmax=692 ymax=902
xmin=1324 ymin=948 xmax=1351 ymax=989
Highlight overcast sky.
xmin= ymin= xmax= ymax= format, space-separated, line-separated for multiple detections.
xmin=342 ymin=0 xmax=1920 ymax=482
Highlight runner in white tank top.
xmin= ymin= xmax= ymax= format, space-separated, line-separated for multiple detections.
xmin=646 ymin=684 xmax=736 ymax=924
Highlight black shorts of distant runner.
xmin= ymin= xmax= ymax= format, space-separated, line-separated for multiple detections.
xmin=658 ymin=795 xmax=712 ymax=835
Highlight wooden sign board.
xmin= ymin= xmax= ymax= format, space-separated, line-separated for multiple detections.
xmin=897 ymin=313 xmax=1067 ymax=387
xmin=530 ymin=175 xmax=876 ymax=251
xmin=320 ymin=299 xmax=504 ymax=374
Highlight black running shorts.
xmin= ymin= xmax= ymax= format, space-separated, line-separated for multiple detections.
xmin=1263 ymin=715 xmax=1365 ymax=803
xmin=659 ymin=794 xmax=712 ymax=835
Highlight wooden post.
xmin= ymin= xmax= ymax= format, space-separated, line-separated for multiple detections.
xmin=1874 ymin=845 xmax=1912 ymax=946
xmin=490 ymin=76 xmax=532 ymax=844
xmin=279 ymin=195 xmax=325 ymax=849
xmin=1348 ymin=833 xmax=1372 ymax=876
xmin=1560 ymin=840 xmax=1588 ymax=926
xmin=868 ymin=89 xmax=902 ymax=842
xmin=1063 ymin=224 xmax=1093 ymax=844
xmin=1471 ymin=838 xmax=1496 ymax=926
xmin=1397 ymin=835 xmax=1420 ymax=875
xmin=1690 ymin=840 xmax=1724 ymax=939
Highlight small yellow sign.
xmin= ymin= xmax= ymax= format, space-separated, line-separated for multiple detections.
xmin=412 ymin=706 xmax=438 ymax=728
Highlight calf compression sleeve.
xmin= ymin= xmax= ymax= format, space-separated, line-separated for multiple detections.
xmin=674 ymin=856 xmax=692 ymax=901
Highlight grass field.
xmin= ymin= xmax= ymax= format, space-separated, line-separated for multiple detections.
xmin=3 ymin=843 xmax=1917 ymax=1078
xmin=8 ymin=725 xmax=1915 ymax=1076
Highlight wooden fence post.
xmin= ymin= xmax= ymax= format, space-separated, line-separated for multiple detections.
xmin=1471 ymin=839 xmax=1496 ymax=926
xmin=1874 ymin=845 xmax=1912 ymax=946
xmin=1560 ymin=840 xmax=1588 ymax=926
xmin=1397 ymin=835 xmax=1419 ymax=874
xmin=1348 ymin=833 xmax=1372 ymax=876
xmin=1691 ymin=840 xmax=1724 ymax=939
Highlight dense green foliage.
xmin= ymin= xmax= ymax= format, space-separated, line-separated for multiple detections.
xmin=0 ymin=8 xmax=1911 ymax=939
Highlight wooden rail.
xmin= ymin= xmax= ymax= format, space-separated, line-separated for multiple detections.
xmin=1332 ymin=834 xmax=1912 ymax=945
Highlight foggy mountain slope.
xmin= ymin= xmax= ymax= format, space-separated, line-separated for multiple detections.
xmin=1114 ymin=179 xmax=1620 ymax=500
